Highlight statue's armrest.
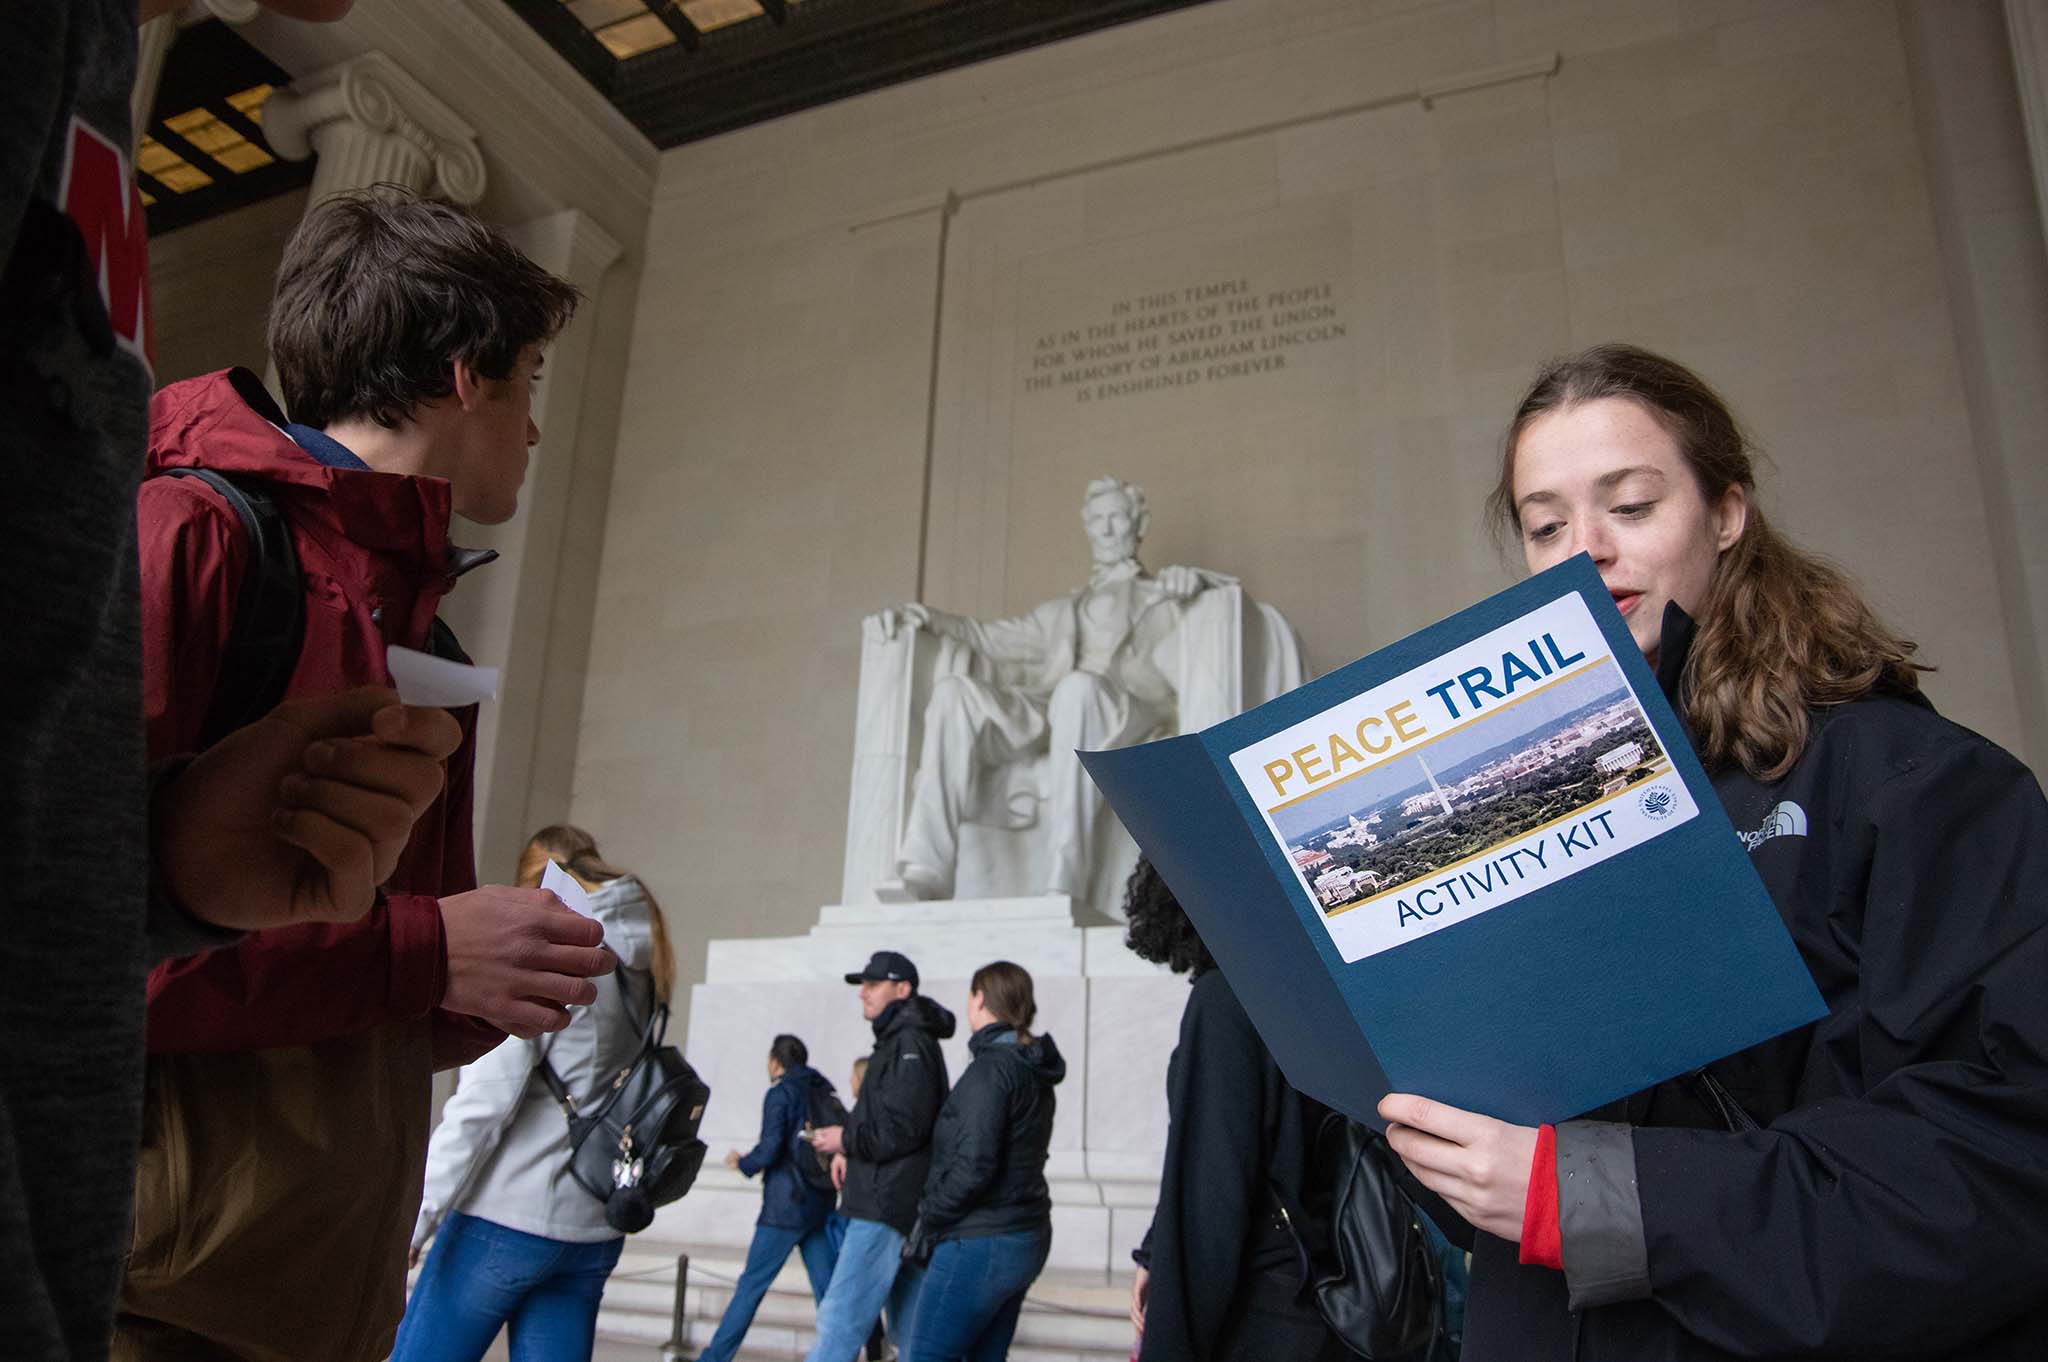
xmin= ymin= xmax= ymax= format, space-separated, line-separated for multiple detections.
xmin=840 ymin=626 xmax=972 ymax=903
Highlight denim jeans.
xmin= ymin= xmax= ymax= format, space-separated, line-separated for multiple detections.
xmin=804 ymin=1217 xmax=913 ymax=1362
xmin=696 ymin=1219 xmax=838 ymax=1362
xmin=898 ymin=1228 xmax=1050 ymax=1362
xmin=391 ymin=1212 xmax=624 ymax=1362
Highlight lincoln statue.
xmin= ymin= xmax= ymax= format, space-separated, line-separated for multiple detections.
xmin=866 ymin=477 xmax=1231 ymax=901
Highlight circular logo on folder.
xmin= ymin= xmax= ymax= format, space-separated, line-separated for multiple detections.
xmin=1639 ymin=786 xmax=1676 ymax=820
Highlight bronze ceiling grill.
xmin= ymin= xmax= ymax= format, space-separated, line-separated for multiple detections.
xmin=504 ymin=0 xmax=1223 ymax=150
xmin=141 ymin=18 xmax=316 ymax=237
xmin=138 ymin=1 xmax=1221 ymax=235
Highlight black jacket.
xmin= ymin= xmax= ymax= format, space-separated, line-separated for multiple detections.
xmin=841 ymin=993 xmax=955 ymax=1235
xmin=1139 ymin=969 xmax=1330 ymax=1362
xmin=738 ymin=1064 xmax=836 ymax=1232
xmin=916 ymin=1023 xmax=1066 ymax=1244
xmin=1464 ymin=611 xmax=2048 ymax=1361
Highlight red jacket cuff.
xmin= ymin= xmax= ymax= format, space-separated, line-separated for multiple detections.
xmin=1520 ymin=1122 xmax=1563 ymax=1270
xmin=386 ymin=893 xmax=446 ymax=1016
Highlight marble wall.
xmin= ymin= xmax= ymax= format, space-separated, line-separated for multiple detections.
xmin=149 ymin=189 xmax=309 ymax=385
xmin=586 ymin=0 xmax=2048 ymax=1052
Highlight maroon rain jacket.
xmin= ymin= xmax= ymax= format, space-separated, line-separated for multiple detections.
xmin=136 ymin=367 xmax=500 ymax=1067
xmin=123 ymin=368 xmax=506 ymax=1359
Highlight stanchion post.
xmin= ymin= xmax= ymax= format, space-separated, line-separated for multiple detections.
xmin=663 ymin=1252 xmax=692 ymax=1360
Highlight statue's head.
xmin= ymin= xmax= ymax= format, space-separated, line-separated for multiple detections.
xmin=1081 ymin=476 xmax=1148 ymax=566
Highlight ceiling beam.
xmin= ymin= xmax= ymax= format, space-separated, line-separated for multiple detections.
xmin=611 ymin=0 xmax=1222 ymax=148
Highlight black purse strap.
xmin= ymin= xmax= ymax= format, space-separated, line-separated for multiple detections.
xmin=1687 ymin=1066 xmax=1761 ymax=1132
xmin=534 ymin=968 xmax=669 ymax=1122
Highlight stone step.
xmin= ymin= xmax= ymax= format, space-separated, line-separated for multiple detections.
xmin=595 ymin=1246 xmax=1138 ymax=1361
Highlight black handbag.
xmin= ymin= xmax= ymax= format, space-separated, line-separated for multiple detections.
xmin=1273 ymin=1112 xmax=1446 ymax=1360
xmin=537 ymin=978 xmax=711 ymax=1233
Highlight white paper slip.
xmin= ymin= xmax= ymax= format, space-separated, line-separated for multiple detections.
xmin=541 ymin=859 xmax=603 ymax=928
xmin=387 ymin=645 xmax=498 ymax=708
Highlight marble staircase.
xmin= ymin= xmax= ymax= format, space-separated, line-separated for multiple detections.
xmin=591 ymin=1243 xmax=1138 ymax=1361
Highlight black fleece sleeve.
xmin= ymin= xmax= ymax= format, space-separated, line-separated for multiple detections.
xmin=845 ymin=1035 xmax=946 ymax=1165
xmin=1620 ymin=736 xmax=2048 ymax=1354
xmin=1140 ymin=974 xmax=1269 ymax=1362
xmin=918 ymin=1058 xmax=1006 ymax=1235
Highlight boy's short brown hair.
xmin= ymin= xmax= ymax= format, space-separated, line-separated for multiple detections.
xmin=268 ymin=184 xmax=581 ymax=428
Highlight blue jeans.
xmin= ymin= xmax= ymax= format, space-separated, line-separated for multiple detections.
xmin=804 ymin=1217 xmax=914 ymax=1362
xmin=696 ymin=1219 xmax=838 ymax=1362
xmin=898 ymin=1229 xmax=1050 ymax=1362
xmin=391 ymin=1212 xmax=624 ymax=1362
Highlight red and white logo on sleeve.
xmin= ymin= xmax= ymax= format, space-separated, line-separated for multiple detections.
xmin=56 ymin=116 xmax=155 ymax=373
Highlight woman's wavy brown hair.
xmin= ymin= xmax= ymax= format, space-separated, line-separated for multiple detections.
xmin=1487 ymin=343 xmax=1925 ymax=782
xmin=515 ymin=824 xmax=676 ymax=1004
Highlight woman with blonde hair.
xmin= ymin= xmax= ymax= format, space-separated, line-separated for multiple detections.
xmin=1377 ymin=343 xmax=2048 ymax=1361
xmin=394 ymin=825 xmax=677 ymax=1362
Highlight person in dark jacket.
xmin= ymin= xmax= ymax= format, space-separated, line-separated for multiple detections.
xmin=698 ymin=1034 xmax=841 ymax=1362
xmin=0 ymin=6 xmax=469 ymax=1356
xmin=807 ymin=951 xmax=956 ymax=1362
xmin=897 ymin=961 xmax=1065 ymax=1362
xmin=1125 ymin=862 xmax=1349 ymax=1362
xmin=1378 ymin=342 xmax=2048 ymax=1361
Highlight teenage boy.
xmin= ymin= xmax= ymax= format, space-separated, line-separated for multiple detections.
xmin=115 ymin=187 xmax=613 ymax=1362
xmin=807 ymin=951 xmax=955 ymax=1362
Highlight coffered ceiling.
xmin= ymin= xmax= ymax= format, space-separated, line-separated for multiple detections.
xmin=501 ymin=0 xmax=1223 ymax=149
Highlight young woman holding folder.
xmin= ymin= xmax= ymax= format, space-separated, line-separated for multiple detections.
xmin=1379 ymin=343 xmax=2048 ymax=1360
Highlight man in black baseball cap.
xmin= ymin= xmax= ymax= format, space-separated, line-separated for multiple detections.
xmin=843 ymin=950 xmax=919 ymax=989
xmin=807 ymin=950 xmax=955 ymax=1360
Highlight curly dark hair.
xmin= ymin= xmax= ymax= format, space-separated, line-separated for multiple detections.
xmin=1121 ymin=858 xmax=1214 ymax=979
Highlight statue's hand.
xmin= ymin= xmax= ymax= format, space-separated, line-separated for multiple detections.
xmin=868 ymin=602 xmax=933 ymax=642
xmin=1157 ymin=565 xmax=1208 ymax=602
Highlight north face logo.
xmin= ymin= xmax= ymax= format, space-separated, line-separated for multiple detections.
xmin=1739 ymin=801 xmax=1808 ymax=852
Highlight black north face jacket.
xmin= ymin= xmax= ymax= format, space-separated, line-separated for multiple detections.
xmin=841 ymin=993 xmax=955 ymax=1235
xmin=1462 ymin=611 xmax=2048 ymax=1361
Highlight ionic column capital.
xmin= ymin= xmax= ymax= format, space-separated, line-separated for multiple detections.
xmin=263 ymin=50 xmax=486 ymax=204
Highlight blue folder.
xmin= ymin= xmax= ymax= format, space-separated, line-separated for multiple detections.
xmin=1081 ymin=554 xmax=1823 ymax=1128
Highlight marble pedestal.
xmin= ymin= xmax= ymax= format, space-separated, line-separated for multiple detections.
xmin=647 ymin=896 xmax=1185 ymax=1277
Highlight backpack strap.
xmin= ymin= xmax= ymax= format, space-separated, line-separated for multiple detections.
xmin=160 ymin=467 xmax=305 ymax=750
xmin=536 ymin=1049 xmax=580 ymax=1119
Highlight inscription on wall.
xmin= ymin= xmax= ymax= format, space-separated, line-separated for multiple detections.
xmin=1019 ymin=273 xmax=1347 ymax=404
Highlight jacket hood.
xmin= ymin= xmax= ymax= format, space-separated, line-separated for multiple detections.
xmin=876 ymin=992 xmax=957 ymax=1042
xmin=969 ymin=1023 xmax=1066 ymax=1086
xmin=585 ymin=874 xmax=657 ymax=974
xmin=780 ymin=1064 xmax=835 ymax=1096
xmin=148 ymin=368 xmax=464 ymax=579
xmin=1653 ymin=601 xmax=1930 ymax=726
xmin=1654 ymin=601 xmax=1697 ymax=708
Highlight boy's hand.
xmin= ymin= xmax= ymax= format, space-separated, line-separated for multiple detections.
xmin=154 ymin=687 xmax=462 ymax=931
xmin=439 ymin=887 xmax=617 ymax=1037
